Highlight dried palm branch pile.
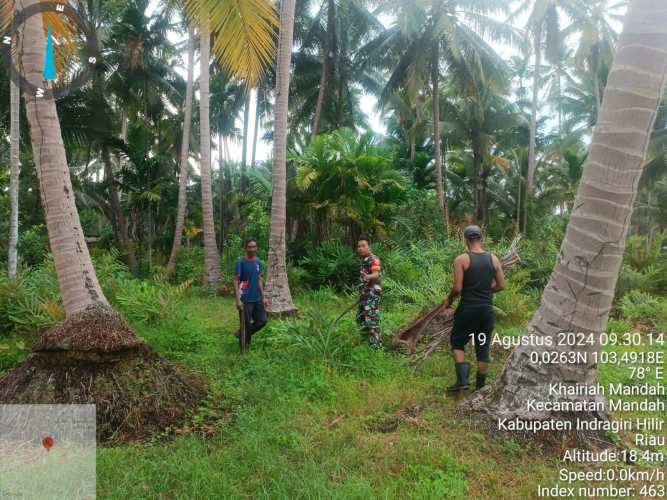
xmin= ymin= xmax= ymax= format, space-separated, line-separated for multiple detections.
xmin=393 ymin=236 xmax=522 ymax=364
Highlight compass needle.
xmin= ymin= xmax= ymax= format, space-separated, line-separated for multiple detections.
xmin=43 ymin=24 xmax=56 ymax=81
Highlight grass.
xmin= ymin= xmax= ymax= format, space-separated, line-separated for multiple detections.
xmin=94 ymin=293 xmax=559 ymax=499
xmin=2 ymin=290 xmax=665 ymax=498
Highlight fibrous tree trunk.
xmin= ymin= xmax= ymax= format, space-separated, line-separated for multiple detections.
xmin=470 ymin=0 xmax=667 ymax=425
xmin=166 ymin=27 xmax=196 ymax=275
xmin=8 ymin=40 xmax=20 ymax=279
xmin=311 ymin=0 xmax=335 ymax=140
xmin=266 ymin=0 xmax=298 ymax=317
xmin=102 ymin=145 xmax=138 ymax=274
xmin=199 ymin=24 xmax=221 ymax=291
xmin=431 ymin=42 xmax=448 ymax=233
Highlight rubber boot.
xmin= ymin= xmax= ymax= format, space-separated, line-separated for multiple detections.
xmin=475 ymin=372 xmax=487 ymax=391
xmin=447 ymin=362 xmax=470 ymax=393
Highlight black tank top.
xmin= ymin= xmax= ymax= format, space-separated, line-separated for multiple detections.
xmin=460 ymin=251 xmax=495 ymax=308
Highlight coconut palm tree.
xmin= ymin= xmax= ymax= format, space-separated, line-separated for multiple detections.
xmin=184 ymin=0 xmax=277 ymax=290
xmin=198 ymin=24 xmax=221 ymax=290
xmin=166 ymin=27 xmax=196 ymax=275
xmin=265 ymin=0 xmax=298 ymax=316
xmin=16 ymin=0 xmax=108 ymax=315
xmin=474 ymin=0 xmax=667 ymax=422
xmin=512 ymin=0 xmax=585 ymax=205
xmin=367 ymin=0 xmax=520 ymax=230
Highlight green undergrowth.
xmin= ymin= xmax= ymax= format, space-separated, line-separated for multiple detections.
xmin=93 ymin=293 xmax=558 ymax=499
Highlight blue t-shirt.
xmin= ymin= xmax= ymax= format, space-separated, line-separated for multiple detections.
xmin=235 ymin=258 xmax=263 ymax=303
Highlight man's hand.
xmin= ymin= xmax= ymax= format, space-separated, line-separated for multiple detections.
xmin=236 ymin=299 xmax=243 ymax=311
xmin=444 ymin=307 xmax=455 ymax=318
xmin=360 ymin=270 xmax=369 ymax=281
xmin=263 ymin=297 xmax=269 ymax=309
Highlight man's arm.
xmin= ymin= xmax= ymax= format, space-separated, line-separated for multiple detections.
xmin=443 ymin=255 xmax=465 ymax=309
xmin=491 ymin=254 xmax=505 ymax=293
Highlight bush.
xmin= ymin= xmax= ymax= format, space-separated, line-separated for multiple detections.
xmin=172 ymin=247 xmax=205 ymax=285
xmin=616 ymin=232 xmax=667 ymax=298
xmin=298 ymin=241 xmax=358 ymax=290
xmin=619 ymin=290 xmax=667 ymax=330
xmin=17 ymin=224 xmax=49 ymax=267
xmin=0 ymin=251 xmax=193 ymax=335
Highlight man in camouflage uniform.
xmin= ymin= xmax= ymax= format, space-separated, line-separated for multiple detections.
xmin=356 ymin=237 xmax=383 ymax=348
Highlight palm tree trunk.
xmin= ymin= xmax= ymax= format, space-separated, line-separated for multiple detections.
xmin=431 ymin=42 xmax=448 ymax=233
xmin=472 ymin=0 xmax=667 ymax=423
xmin=166 ymin=27 xmax=196 ymax=275
xmin=102 ymin=146 xmax=138 ymax=274
xmin=311 ymin=0 xmax=335 ymax=140
xmin=266 ymin=0 xmax=298 ymax=317
xmin=526 ymin=25 xmax=542 ymax=200
xmin=200 ymin=24 xmax=221 ymax=291
xmin=218 ymin=132 xmax=225 ymax=249
xmin=18 ymin=0 xmax=109 ymax=316
xmin=251 ymin=88 xmax=262 ymax=166
xmin=8 ymin=45 xmax=20 ymax=279
xmin=241 ymin=91 xmax=251 ymax=191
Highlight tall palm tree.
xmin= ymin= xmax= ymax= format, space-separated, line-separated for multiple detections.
xmin=8 ymin=45 xmax=19 ymax=279
xmin=368 ymin=0 xmax=519 ymax=229
xmin=513 ymin=0 xmax=584 ymax=212
xmin=475 ymin=0 xmax=667 ymax=421
xmin=266 ymin=0 xmax=298 ymax=316
xmin=311 ymin=0 xmax=335 ymax=140
xmin=166 ymin=27 xmax=196 ymax=275
xmin=17 ymin=0 xmax=108 ymax=315
xmin=569 ymin=0 xmax=622 ymax=119
xmin=184 ymin=0 xmax=277 ymax=289
xmin=198 ymin=24 xmax=221 ymax=290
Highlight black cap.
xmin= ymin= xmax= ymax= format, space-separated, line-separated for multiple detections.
xmin=463 ymin=225 xmax=482 ymax=240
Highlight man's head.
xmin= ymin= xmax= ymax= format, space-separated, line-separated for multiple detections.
xmin=244 ymin=238 xmax=258 ymax=257
xmin=357 ymin=236 xmax=372 ymax=257
xmin=463 ymin=225 xmax=483 ymax=249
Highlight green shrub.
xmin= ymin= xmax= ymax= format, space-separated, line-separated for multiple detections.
xmin=298 ymin=241 xmax=358 ymax=290
xmin=619 ymin=290 xmax=667 ymax=330
xmin=172 ymin=247 xmax=205 ymax=285
xmin=0 ymin=251 xmax=192 ymax=334
xmin=17 ymin=224 xmax=49 ymax=266
xmin=617 ymin=232 xmax=667 ymax=298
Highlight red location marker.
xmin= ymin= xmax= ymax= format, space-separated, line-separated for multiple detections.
xmin=42 ymin=436 xmax=54 ymax=452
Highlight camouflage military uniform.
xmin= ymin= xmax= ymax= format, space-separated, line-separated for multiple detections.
xmin=357 ymin=254 xmax=383 ymax=347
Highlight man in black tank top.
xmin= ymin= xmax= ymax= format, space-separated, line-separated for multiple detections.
xmin=442 ymin=225 xmax=505 ymax=392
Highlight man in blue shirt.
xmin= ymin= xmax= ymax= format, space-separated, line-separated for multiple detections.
xmin=233 ymin=238 xmax=268 ymax=345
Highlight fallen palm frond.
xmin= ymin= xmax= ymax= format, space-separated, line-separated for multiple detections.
xmin=393 ymin=235 xmax=522 ymax=363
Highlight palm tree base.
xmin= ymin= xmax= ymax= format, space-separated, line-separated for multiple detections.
xmin=266 ymin=307 xmax=299 ymax=320
xmin=0 ymin=305 xmax=207 ymax=445
xmin=456 ymin=383 xmax=614 ymax=450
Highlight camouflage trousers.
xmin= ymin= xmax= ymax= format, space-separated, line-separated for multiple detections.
xmin=357 ymin=286 xmax=382 ymax=348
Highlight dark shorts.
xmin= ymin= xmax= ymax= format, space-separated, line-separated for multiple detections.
xmin=451 ymin=305 xmax=494 ymax=362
